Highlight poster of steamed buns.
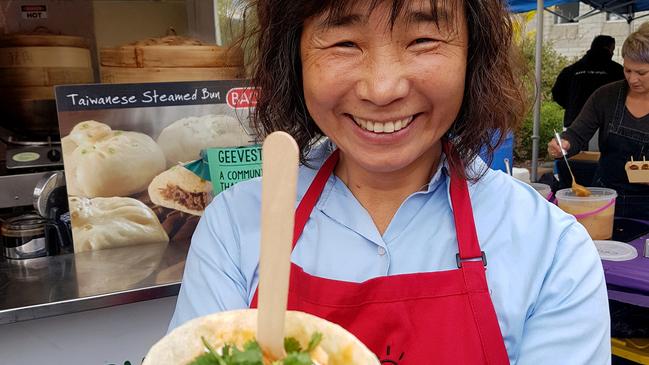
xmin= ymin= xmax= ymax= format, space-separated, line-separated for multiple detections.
xmin=55 ymin=80 xmax=256 ymax=252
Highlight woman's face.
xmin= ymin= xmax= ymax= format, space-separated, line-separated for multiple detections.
xmin=300 ymin=0 xmax=468 ymax=176
xmin=624 ymin=58 xmax=649 ymax=95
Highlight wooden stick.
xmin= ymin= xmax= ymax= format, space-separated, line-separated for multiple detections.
xmin=257 ymin=131 xmax=299 ymax=360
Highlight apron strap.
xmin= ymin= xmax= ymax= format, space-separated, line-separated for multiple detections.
xmin=293 ymin=145 xmax=484 ymax=268
xmin=442 ymin=143 xmax=485 ymax=267
xmin=292 ymin=149 xmax=340 ymax=248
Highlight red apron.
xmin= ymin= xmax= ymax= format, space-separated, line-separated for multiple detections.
xmin=251 ymin=148 xmax=510 ymax=364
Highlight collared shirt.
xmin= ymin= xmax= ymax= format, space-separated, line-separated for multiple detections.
xmin=169 ymin=141 xmax=610 ymax=365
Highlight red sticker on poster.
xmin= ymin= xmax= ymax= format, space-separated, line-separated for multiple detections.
xmin=227 ymin=87 xmax=259 ymax=109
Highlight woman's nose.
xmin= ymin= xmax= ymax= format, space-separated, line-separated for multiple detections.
xmin=355 ymin=56 xmax=410 ymax=106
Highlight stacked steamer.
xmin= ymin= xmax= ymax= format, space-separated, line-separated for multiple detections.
xmin=0 ymin=31 xmax=93 ymax=136
xmin=100 ymin=35 xmax=244 ymax=83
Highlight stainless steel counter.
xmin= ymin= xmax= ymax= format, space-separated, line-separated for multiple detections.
xmin=0 ymin=240 xmax=189 ymax=325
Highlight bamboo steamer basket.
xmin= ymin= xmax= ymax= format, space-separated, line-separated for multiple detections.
xmin=0 ymin=67 xmax=93 ymax=86
xmin=100 ymin=34 xmax=244 ymax=84
xmin=101 ymin=66 xmax=244 ymax=83
xmin=0 ymin=30 xmax=93 ymax=136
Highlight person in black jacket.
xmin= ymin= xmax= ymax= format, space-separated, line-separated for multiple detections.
xmin=552 ymin=35 xmax=624 ymax=127
xmin=548 ymin=23 xmax=649 ymax=220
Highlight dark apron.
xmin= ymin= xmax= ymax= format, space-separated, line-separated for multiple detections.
xmin=593 ymin=83 xmax=649 ymax=220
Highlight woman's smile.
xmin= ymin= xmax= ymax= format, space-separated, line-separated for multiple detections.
xmin=348 ymin=114 xmax=416 ymax=133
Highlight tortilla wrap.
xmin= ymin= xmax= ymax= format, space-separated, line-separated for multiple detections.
xmin=143 ymin=309 xmax=379 ymax=365
xmin=148 ymin=165 xmax=212 ymax=216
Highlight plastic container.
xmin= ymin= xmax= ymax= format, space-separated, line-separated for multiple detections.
xmin=530 ymin=183 xmax=551 ymax=200
xmin=556 ymin=188 xmax=617 ymax=240
xmin=513 ymin=168 xmax=530 ymax=183
xmin=479 ymin=132 xmax=514 ymax=173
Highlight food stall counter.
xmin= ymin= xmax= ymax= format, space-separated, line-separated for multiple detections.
xmin=603 ymin=232 xmax=649 ymax=308
xmin=0 ymin=240 xmax=189 ymax=325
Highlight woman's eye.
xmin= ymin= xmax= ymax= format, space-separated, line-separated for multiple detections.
xmin=410 ymin=38 xmax=437 ymax=46
xmin=333 ymin=41 xmax=356 ymax=48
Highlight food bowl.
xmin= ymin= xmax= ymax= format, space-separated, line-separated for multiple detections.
xmin=556 ymin=188 xmax=617 ymax=240
xmin=625 ymin=160 xmax=649 ymax=183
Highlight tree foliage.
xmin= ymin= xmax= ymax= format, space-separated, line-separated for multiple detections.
xmin=512 ymin=12 xmax=571 ymax=161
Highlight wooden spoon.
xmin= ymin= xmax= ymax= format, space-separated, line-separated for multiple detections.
xmin=257 ymin=131 xmax=300 ymax=360
xmin=554 ymin=131 xmax=591 ymax=197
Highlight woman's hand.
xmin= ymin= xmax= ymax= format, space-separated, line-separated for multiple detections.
xmin=547 ymin=138 xmax=571 ymax=159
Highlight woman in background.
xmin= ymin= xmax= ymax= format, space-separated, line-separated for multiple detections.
xmin=549 ymin=22 xmax=649 ymax=220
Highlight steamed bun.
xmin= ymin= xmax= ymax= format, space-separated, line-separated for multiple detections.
xmin=156 ymin=114 xmax=252 ymax=166
xmin=62 ymin=120 xmax=166 ymax=197
xmin=69 ymin=196 xmax=169 ymax=252
xmin=148 ymin=165 xmax=212 ymax=216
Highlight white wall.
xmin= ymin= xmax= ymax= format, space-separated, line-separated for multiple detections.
xmin=538 ymin=5 xmax=649 ymax=62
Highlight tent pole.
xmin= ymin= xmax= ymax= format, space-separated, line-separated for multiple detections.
xmin=531 ymin=0 xmax=544 ymax=182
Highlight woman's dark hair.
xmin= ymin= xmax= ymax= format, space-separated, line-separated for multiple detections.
xmin=243 ymin=0 xmax=527 ymax=179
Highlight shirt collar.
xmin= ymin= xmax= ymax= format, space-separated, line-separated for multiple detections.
xmin=307 ymin=140 xmax=490 ymax=216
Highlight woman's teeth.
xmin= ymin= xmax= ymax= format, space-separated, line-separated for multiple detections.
xmin=353 ymin=116 xmax=413 ymax=133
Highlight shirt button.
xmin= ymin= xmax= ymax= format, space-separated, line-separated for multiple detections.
xmin=378 ymin=247 xmax=386 ymax=256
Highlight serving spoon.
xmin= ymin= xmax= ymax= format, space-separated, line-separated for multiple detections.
xmin=257 ymin=131 xmax=300 ymax=360
xmin=554 ymin=131 xmax=591 ymax=197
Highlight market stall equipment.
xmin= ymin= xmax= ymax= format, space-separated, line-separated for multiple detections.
xmin=100 ymin=33 xmax=244 ymax=83
xmin=0 ymin=30 xmax=93 ymax=137
xmin=556 ymin=187 xmax=617 ymax=240
xmin=1 ymin=171 xmax=72 ymax=260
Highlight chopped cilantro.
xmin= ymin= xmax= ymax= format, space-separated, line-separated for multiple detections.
xmin=187 ymin=332 xmax=323 ymax=365
xmin=280 ymin=352 xmax=312 ymax=365
xmin=284 ymin=337 xmax=302 ymax=353
xmin=306 ymin=333 xmax=322 ymax=352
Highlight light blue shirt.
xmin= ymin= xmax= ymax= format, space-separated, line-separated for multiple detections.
xmin=169 ymin=141 xmax=610 ymax=364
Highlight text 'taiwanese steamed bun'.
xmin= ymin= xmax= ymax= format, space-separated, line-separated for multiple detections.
xmin=69 ymin=196 xmax=169 ymax=252
xmin=62 ymin=121 xmax=166 ymax=198
xmin=156 ymin=114 xmax=252 ymax=166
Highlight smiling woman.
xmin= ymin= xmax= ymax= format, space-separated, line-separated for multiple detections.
xmin=169 ymin=1 xmax=611 ymax=364
xmin=250 ymin=0 xmax=526 ymax=180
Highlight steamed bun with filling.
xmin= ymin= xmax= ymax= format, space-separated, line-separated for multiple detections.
xmin=62 ymin=120 xmax=166 ymax=197
xmin=148 ymin=165 xmax=212 ymax=216
xmin=69 ymin=196 xmax=169 ymax=252
xmin=157 ymin=114 xmax=252 ymax=166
